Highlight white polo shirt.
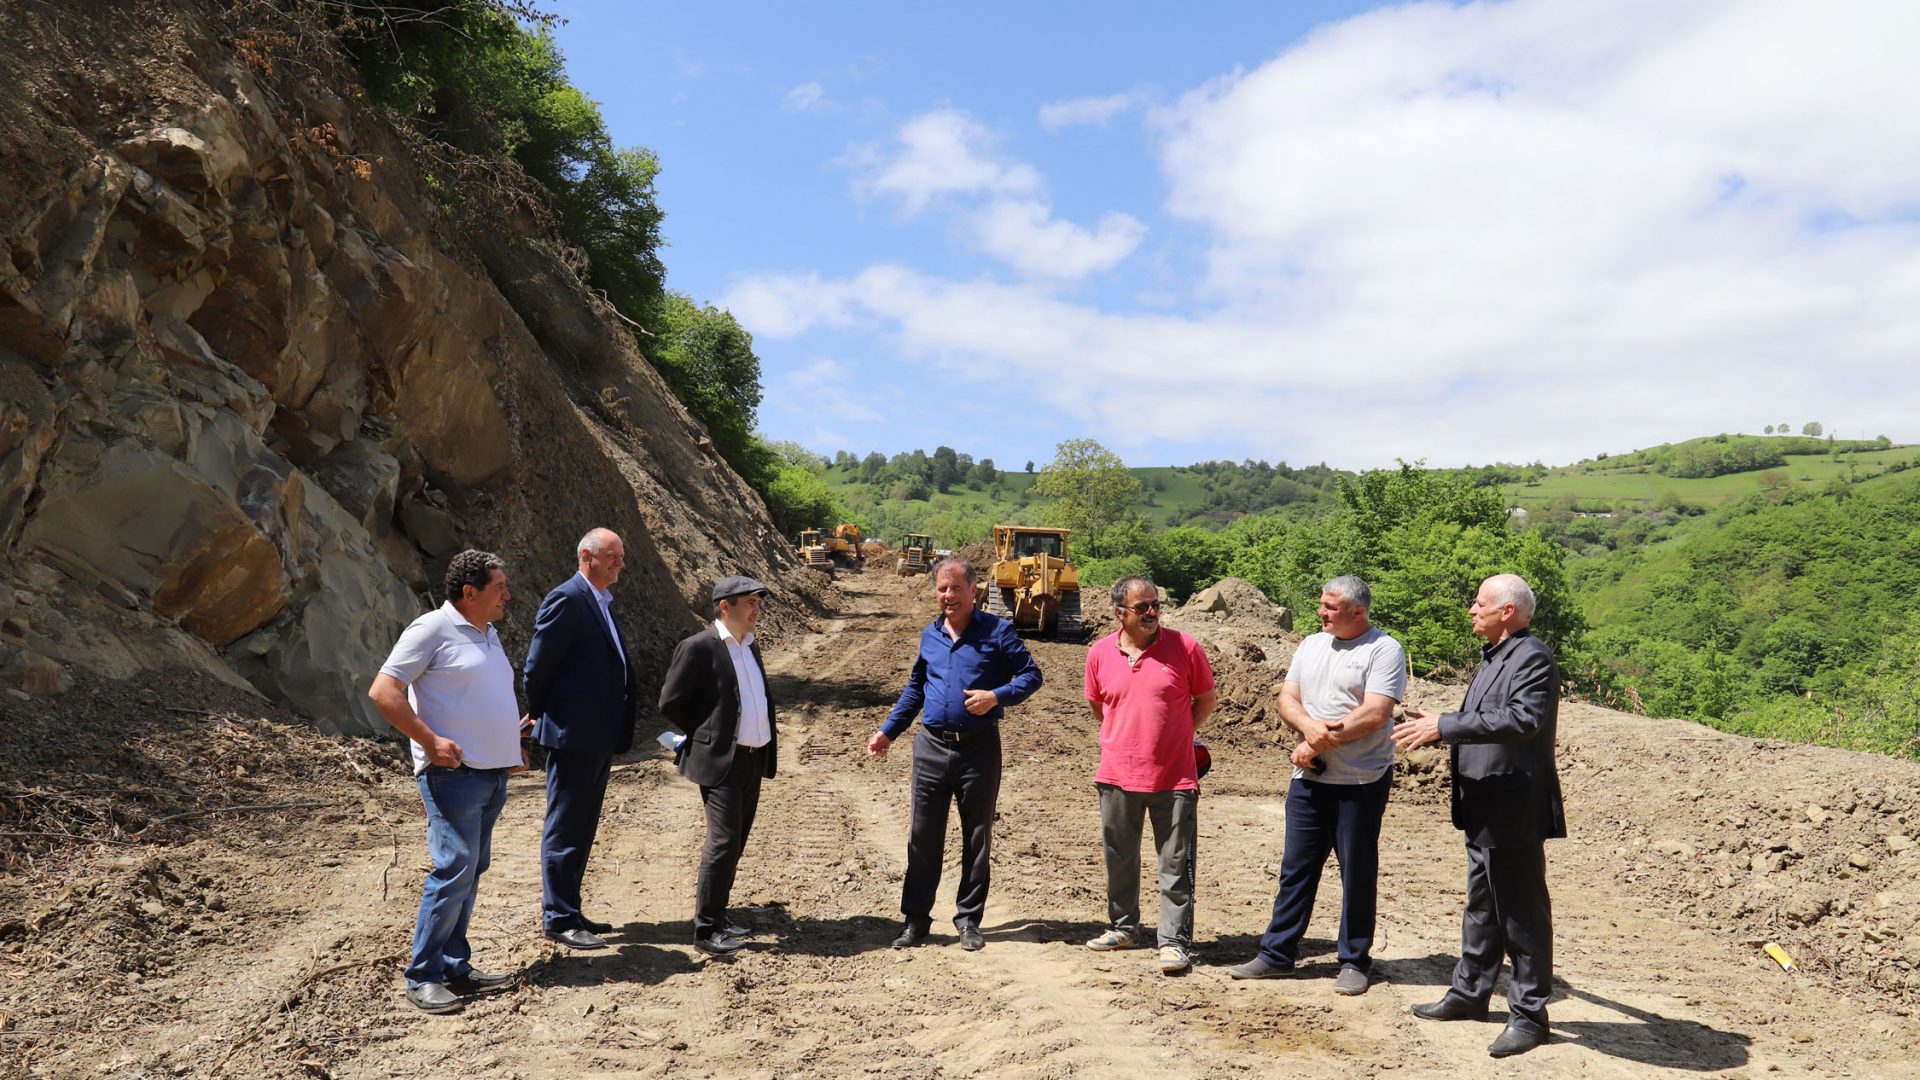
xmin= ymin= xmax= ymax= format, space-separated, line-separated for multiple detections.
xmin=380 ymin=602 xmax=523 ymax=774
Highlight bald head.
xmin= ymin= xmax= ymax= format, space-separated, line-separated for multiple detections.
xmin=577 ymin=527 xmax=626 ymax=589
xmin=1468 ymin=573 xmax=1535 ymax=644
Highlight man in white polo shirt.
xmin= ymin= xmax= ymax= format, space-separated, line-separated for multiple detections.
xmin=368 ymin=550 xmax=524 ymax=1014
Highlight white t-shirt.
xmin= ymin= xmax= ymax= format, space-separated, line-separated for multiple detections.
xmin=1284 ymin=626 xmax=1408 ymax=784
xmin=380 ymin=602 xmax=523 ymax=774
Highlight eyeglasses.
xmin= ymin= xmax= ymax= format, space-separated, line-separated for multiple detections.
xmin=1121 ymin=600 xmax=1163 ymax=614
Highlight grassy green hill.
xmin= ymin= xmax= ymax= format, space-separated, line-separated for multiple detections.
xmin=1501 ymin=435 xmax=1915 ymax=512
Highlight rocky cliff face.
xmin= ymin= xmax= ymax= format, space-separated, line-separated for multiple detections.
xmin=0 ymin=1 xmax=821 ymax=733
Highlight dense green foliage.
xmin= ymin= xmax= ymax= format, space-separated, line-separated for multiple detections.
xmin=1031 ymin=440 xmax=1141 ymax=557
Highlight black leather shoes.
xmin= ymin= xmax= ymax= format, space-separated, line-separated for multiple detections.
xmin=695 ymin=931 xmax=746 ymax=956
xmin=405 ymin=982 xmax=462 ymax=1014
xmin=891 ymin=924 xmax=929 ymax=949
xmin=544 ymin=927 xmax=608 ymax=950
xmin=957 ymin=925 xmax=985 ymax=951
xmin=1488 ymin=1023 xmax=1549 ymax=1058
xmin=723 ymin=922 xmax=753 ymax=939
xmin=1411 ymin=994 xmax=1490 ymax=1022
xmin=578 ymin=916 xmax=614 ymax=934
xmin=447 ymin=968 xmax=513 ymax=993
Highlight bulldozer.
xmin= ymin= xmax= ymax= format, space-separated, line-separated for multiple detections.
xmin=824 ymin=523 xmax=865 ymax=568
xmin=795 ymin=528 xmax=833 ymax=574
xmin=977 ymin=525 xmax=1082 ymax=638
xmin=896 ymin=533 xmax=936 ymax=576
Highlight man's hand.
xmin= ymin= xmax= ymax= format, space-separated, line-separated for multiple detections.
xmin=425 ymin=735 xmax=464 ymax=768
xmin=520 ymin=713 xmax=535 ymax=734
xmin=962 ymin=688 xmax=1000 ymax=716
xmin=1391 ymin=710 xmax=1442 ymax=751
xmin=1290 ymin=741 xmax=1322 ymax=770
xmin=508 ymin=744 xmax=529 ymax=775
xmin=867 ymin=731 xmax=893 ymax=758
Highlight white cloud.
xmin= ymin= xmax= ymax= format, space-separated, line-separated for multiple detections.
xmin=748 ymin=0 xmax=1920 ymax=467
xmin=968 ymin=199 xmax=1147 ymax=278
xmin=1039 ymin=92 xmax=1140 ymax=131
xmin=850 ymin=109 xmax=1042 ymax=214
xmin=778 ymin=358 xmax=883 ymax=424
xmin=782 ymin=81 xmax=826 ymax=112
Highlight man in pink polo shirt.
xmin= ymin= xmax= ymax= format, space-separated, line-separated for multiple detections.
xmin=1083 ymin=576 xmax=1218 ymax=974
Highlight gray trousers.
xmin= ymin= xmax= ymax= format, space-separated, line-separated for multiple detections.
xmin=1097 ymin=783 xmax=1197 ymax=947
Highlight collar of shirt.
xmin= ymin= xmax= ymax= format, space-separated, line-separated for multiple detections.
xmin=714 ymin=618 xmax=755 ymax=649
xmin=575 ymin=570 xmax=614 ymax=607
xmin=1480 ymin=627 xmax=1531 ymax=663
xmin=439 ymin=600 xmax=495 ymax=641
xmin=1112 ymin=628 xmax=1164 ymax=667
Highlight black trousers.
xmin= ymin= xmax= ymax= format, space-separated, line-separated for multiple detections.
xmin=1453 ymin=840 xmax=1553 ymax=1033
xmin=695 ymin=745 xmax=765 ymax=939
xmin=1258 ymin=772 xmax=1391 ymax=970
xmin=902 ymin=728 xmax=1001 ymax=932
xmin=540 ymin=747 xmax=613 ymax=931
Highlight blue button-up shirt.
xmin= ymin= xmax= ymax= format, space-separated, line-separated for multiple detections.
xmin=882 ymin=608 xmax=1042 ymax=739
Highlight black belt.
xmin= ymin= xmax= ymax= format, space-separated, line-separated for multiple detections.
xmin=736 ymin=742 xmax=769 ymax=754
xmin=925 ymin=726 xmax=994 ymax=744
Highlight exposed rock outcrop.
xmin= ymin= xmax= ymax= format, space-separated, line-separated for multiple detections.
xmin=0 ymin=1 xmax=820 ymax=733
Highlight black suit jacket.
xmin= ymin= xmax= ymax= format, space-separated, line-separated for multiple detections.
xmin=658 ymin=625 xmax=778 ymax=788
xmin=1438 ymin=629 xmax=1565 ymax=848
xmin=523 ymin=573 xmax=638 ymax=755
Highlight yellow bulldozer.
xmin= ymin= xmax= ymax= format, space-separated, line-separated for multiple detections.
xmin=896 ymin=533 xmax=936 ymax=576
xmin=824 ymin=523 xmax=864 ymax=568
xmin=977 ymin=525 xmax=1082 ymax=638
xmin=795 ymin=528 xmax=833 ymax=574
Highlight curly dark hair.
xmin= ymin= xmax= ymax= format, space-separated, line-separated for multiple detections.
xmin=444 ymin=549 xmax=506 ymax=604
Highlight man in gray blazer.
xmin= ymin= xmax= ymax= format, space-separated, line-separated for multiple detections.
xmin=1393 ymin=574 xmax=1563 ymax=1059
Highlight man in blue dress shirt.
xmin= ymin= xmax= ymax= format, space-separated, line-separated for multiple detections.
xmin=867 ymin=557 xmax=1043 ymax=950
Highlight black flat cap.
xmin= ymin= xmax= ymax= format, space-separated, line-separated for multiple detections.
xmin=712 ymin=575 xmax=769 ymax=602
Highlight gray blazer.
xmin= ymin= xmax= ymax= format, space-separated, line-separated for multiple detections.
xmin=1437 ymin=629 xmax=1565 ymax=847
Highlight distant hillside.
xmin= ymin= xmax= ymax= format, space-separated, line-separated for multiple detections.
xmin=1500 ymin=433 xmax=1914 ymax=512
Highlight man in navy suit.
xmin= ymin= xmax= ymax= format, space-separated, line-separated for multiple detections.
xmin=523 ymin=528 xmax=637 ymax=950
xmin=1393 ymin=574 xmax=1564 ymax=1059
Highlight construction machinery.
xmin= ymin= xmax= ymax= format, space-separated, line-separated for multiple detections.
xmin=824 ymin=523 xmax=865 ymax=568
xmin=795 ymin=529 xmax=833 ymax=574
xmin=896 ymin=533 xmax=936 ymax=576
xmin=978 ymin=525 xmax=1082 ymax=638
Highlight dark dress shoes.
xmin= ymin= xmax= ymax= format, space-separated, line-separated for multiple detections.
xmin=1411 ymin=994 xmax=1490 ymax=1022
xmin=957 ymin=925 xmax=986 ymax=951
xmin=891 ymin=924 xmax=929 ymax=949
xmin=405 ymin=983 xmax=462 ymax=1014
xmin=1488 ymin=1022 xmax=1549 ymax=1058
xmin=695 ymin=931 xmax=746 ymax=956
xmin=578 ymin=916 xmax=614 ymax=934
xmin=723 ymin=922 xmax=753 ymax=939
xmin=1227 ymin=955 xmax=1293 ymax=979
xmin=447 ymin=968 xmax=512 ymax=994
xmin=544 ymin=927 xmax=608 ymax=950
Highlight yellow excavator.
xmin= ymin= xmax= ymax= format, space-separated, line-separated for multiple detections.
xmin=977 ymin=525 xmax=1082 ymax=638
xmin=824 ymin=523 xmax=865 ymax=568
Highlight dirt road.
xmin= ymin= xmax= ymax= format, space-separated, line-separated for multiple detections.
xmin=7 ymin=569 xmax=1920 ymax=1077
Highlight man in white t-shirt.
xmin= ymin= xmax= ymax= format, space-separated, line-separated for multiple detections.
xmin=368 ymin=550 xmax=525 ymax=1014
xmin=1228 ymin=576 xmax=1406 ymax=995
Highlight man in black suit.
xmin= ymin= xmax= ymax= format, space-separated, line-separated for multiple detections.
xmin=1393 ymin=573 xmax=1564 ymax=1059
xmin=523 ymin=528 xmax=637 ymax=950
xmin=659 ymin=575 xmax=777 ymax=956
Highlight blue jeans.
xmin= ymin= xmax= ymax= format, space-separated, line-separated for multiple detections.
xmin=1258 ymin=772 xmax=1391 ymax=971
xmin=406 ymin=766 xmax=509 ymax=988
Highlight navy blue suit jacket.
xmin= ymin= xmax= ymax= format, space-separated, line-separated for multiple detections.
xmin=524 ymin=573 xmax=637 ymax=755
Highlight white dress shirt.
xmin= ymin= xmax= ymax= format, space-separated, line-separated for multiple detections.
xmin=577 ymin=571 xmax=626 ymax=674
xmin=714 ymin=618 xmax=771 ymax=748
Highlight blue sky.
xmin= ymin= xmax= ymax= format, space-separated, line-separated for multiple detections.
xmin=550 ymin=1 xmax=1920 ymax=470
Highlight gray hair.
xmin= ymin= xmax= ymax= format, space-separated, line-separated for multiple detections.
xmin=1482 ymin=574 xmax=1537 ymax=622
xmin=576 ymin=527 xmax=617 ymax=559
xmin=933 ymin=557 xmax=974 ymax=584
xmin=1323 ymin=575 xmax=1371 ymax=612
xmin=1110 ymin=576 xmax=1157 ymax=608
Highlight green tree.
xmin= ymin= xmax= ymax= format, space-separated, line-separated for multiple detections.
xmin=1025 ymin=460 xmax=1035 ymax=473
xmin=1802 ymin=421 xmax=1823 ymax=437
xmin=1031 ymin=439 xmax=1142 ymax=556
xmin=652 ymin=294 xmax=762 ymax=474
xmin=931 ymin=446 xmax=962 ymax=493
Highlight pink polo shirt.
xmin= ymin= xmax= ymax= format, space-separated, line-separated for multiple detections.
xmin=1084 ymin=627 xmax=1216 ymax=792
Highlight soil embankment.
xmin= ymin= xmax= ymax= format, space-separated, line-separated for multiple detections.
xmin=5 ymin=569 xmax=1919 ymax=1077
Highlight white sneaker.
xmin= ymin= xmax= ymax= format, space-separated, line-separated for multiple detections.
xmin=1085 ymin=929 xmax=1136 ymax=951
xmin=1158 ymin=945 xmax=1191 ymax=973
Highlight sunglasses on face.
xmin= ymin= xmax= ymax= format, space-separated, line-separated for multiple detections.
xmin=1120 ymin=600 xmax=1162 ymax=614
